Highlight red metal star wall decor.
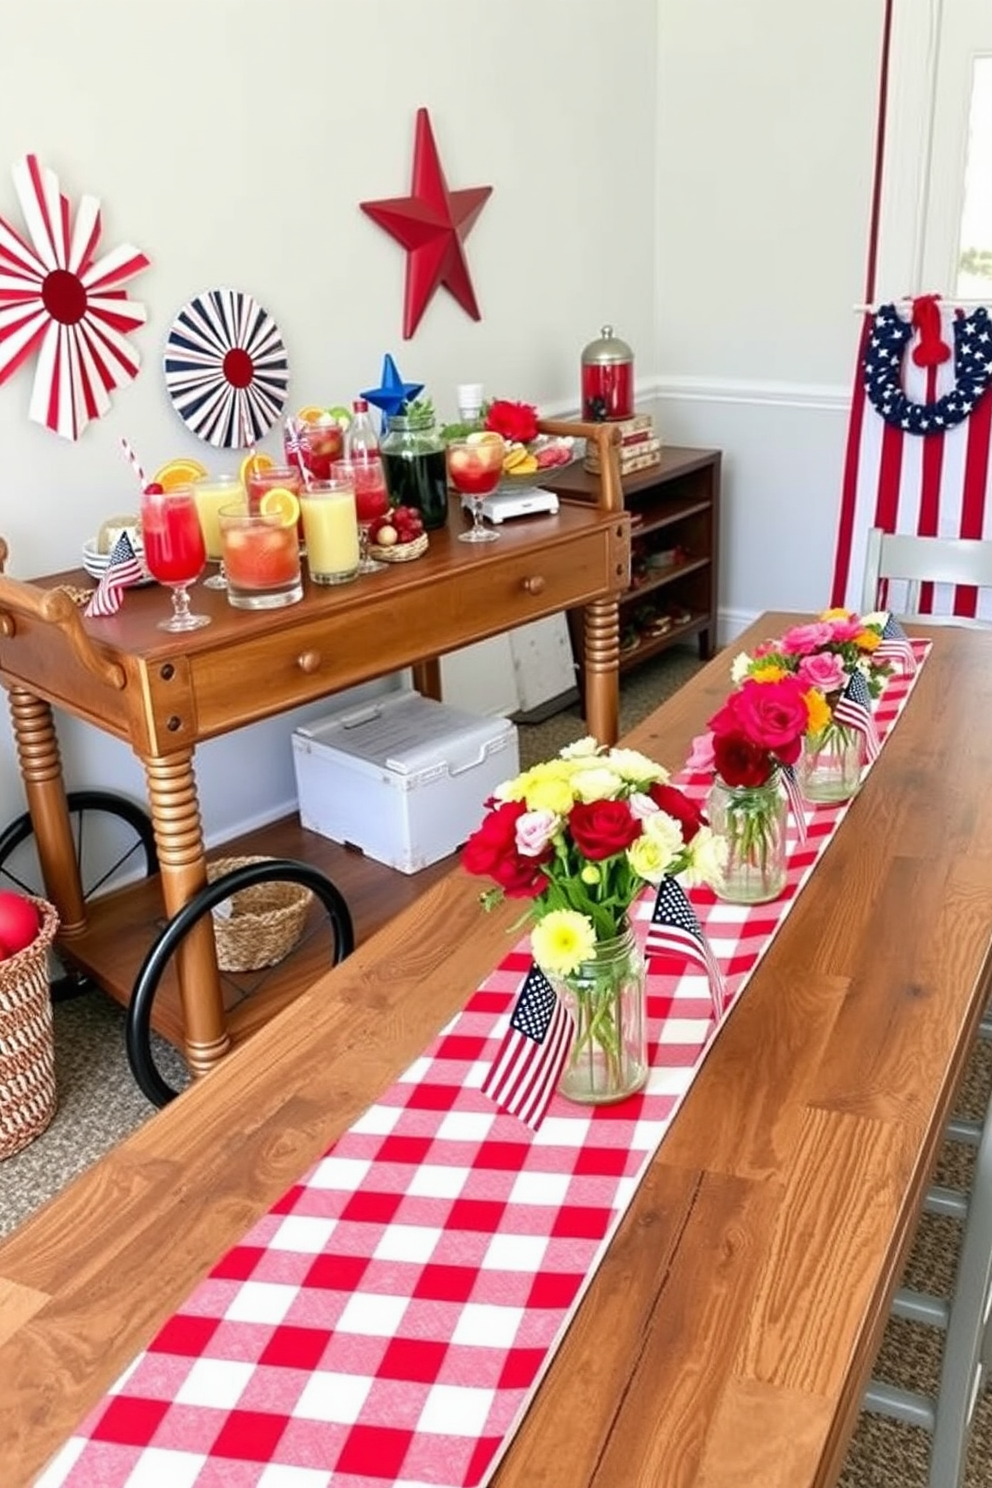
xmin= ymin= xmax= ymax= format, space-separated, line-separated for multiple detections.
xmin=360 ymin=108 xmax=492 ymax=340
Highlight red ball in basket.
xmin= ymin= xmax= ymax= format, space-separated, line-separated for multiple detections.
xmin=0 ymin=891 xmax=41 ymax=960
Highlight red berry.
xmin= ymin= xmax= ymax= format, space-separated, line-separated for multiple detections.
xmin=144 ymin=481 xmax=164 ymax=494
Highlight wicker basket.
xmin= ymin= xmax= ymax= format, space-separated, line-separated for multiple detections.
xmin=207 ymin=856 xmax=314 ymax=972
xmin=368 ymin=532 xmax=429 ymax=563
xmin=0 ymin=897 xmax=59 ymax=1160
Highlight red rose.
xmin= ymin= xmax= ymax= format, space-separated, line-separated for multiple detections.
xmin=462 ymin=800 xmax=548 ymax=899
xmin=484 ymin=399 xmax=539 ymax=445
xmin=648 ymin=782 xmax=707 ymax=843
xmin=712 ymin=730 xmax=771 ymax=788
xmin=568 ymin=799 xmax=640 ymax=860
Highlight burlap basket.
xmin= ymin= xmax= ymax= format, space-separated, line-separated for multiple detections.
xmin=0 ymin=897 xmax=59 ymax=1160
xmin=208 ymin=856 xmax=313 ymax=972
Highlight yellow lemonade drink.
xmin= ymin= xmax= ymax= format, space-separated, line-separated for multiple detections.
xmin=194 ymin=474 xmax=243 ymax=560
xmin=300 ymin=480 xmax=360 ymax=585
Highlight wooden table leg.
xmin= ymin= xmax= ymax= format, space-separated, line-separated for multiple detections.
xmin=7 ymin=686 xmax=86 ymax=934
xmin=582 ymin=597 xmax=620 ymax=745
xmin=143 ymin=748 xmax=230 ymax=1077
xmin=412 ymin=658 xmax=442 ymax=701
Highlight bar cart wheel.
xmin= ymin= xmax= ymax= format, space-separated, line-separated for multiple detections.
xmin=125 ymin=857 xmax=355 ymax=1109
xmin=0 ymin=790 xmax=159 ymax=1001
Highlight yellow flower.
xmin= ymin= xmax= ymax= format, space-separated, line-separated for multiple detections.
xmin=526 ymin=776 xmax=575 ymax=815
xmin=532 ymin=910 xmax=597 ymax=977
xmin=751 ymin=662 xmax=786 ymax=683
xmin=804 ymin=687 xmax=832 ymax=736
xmin=819 ymin=607 xmax=851 ymax=620
xmin=854 ymin=628 xmax=881 ymax=651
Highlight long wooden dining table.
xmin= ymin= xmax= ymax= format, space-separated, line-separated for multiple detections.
xmin=1 ymin=612 xmax=991 ymax=1488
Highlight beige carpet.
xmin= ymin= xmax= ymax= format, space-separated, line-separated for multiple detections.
xmin=1 ymin=643 xmax=989 ymax=1486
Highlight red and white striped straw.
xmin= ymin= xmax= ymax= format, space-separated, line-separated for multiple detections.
xmin=119 ymin=436 xmax=148 ymax=492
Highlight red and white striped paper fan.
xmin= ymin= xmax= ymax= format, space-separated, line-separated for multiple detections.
xmin=0 ymin=154 xmax=150 ymax=441
xmin=163 ymin=288 xmax=289 ymax=448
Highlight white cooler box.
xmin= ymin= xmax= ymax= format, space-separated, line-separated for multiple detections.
xmin=291 ymin=690 xmax=519 ymax=874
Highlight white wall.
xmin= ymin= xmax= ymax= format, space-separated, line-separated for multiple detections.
xmin=653 ymin=0 xmax=884 ymax=625
xmin=0 ymin=0 xmax=660 ymax=834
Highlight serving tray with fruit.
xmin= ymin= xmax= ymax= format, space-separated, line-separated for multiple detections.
xmin=498 ymin=435 xmax=576 ymax=486
xmin=367 ymin=505 xmax=429 ymax=562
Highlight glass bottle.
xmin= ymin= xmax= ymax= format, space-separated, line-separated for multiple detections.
xmin=345 ymin=398 xmax=379 ymax=464
xmin=706 ymin=770 xmax=788 ymax=904
xmin=544 ymin=920 xmax=648 ymax=1105
xmin=380 ymin=404 xmax=449 ymax=531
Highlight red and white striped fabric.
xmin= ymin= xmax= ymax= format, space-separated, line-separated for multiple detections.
xmin=832 ymin=301 xmax=992 ymax=620
xmin=38 ymin=647 xmax=928 ymax=1488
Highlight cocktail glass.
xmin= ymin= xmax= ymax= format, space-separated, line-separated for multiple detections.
xmin=140 ymin=484 xmax=211 ymax=631
xmin=332 ymin=458 xmax=389 ymax=574
xmin=285 ymin=418 xmax=345 ymax=483
xmin=193 ymin=473 xmax=243 ymax=590
xmin=218 ymin=504 xmax=303 ymax=610
xmin=300 ymin=479 xmax=361 ymax=585
xmin=447 ymin=435 xmax=506 ymax=544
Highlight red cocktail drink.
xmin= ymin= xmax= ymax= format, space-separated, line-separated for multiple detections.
xmin=218 ymin=506 xmax=303 ymax=610
xmin=140 ymin=484 xmax=211 ymax=631
xmin=446 ymin=435 xmax=506 ymax=544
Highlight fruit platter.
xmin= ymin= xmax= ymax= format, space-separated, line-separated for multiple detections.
xmin=498 ymin=435 xmax=576 ymax=485
xmin=367 ymin=504 xmax=429 ymax=562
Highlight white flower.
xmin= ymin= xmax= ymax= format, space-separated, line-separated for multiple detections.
xmin=628 ymin=791 xmax=660 ymax=820
xmin=730 ymin=650 xmax=754 ymax=683
xmin=604 ymin=747 xmax=669 ymax=784
xmin=627 ymin=833 xmax=675 ymax=884
xmin=559 ymin=736 xmax=600 ymax=760
xmin=570 ymin=766 xmax=624 ymax=803
xmin=861 ymin=610 xmax=888 ymax=631
xmin=515 ymin=809 xmax=558 ymax=857
xmin=642 ymin=811 xmax=685 ymax=862
xmin=681 ymin=825 xmax=728 ymax=889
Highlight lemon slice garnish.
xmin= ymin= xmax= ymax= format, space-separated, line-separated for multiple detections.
xmin=259 ymin=487 xmax=300 ymax=527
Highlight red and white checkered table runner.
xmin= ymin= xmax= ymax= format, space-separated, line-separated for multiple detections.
xmin=40 ymin=645 xmax=928 ymax=1488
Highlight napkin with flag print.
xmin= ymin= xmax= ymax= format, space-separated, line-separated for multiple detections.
xmin=84 ymin=530 xmax=144 ymax=617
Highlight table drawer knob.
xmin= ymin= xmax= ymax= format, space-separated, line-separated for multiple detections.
xmin=297 ymin=650 xmax=323 ymax=674
xmin=522 ymin=575 xmax=546 ymax=596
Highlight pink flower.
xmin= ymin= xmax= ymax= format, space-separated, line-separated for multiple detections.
xmin=712 ymin=676 xmax=808 ymax=766
xmin=779 ymin=621 xmax=835 ymax=655
xmin=515 ymin=809 xmax=558 ymax=858
xmin=685 ymin=732 xmax=716 ymax=772
xmin=825 ymin=615 xmax=864 ymax=643
xmin=796 ymin=651 xmax=847 ymax=692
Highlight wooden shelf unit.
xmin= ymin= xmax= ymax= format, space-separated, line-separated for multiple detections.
xmin=546 ymin=444 xmax=721 ymax=681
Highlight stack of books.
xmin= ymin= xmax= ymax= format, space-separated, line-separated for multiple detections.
xmin=584 ymin=413 xmax=662 ymax=477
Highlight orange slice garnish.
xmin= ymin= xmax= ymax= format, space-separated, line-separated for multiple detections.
xmin=296 ymin=404 xmax=327 ymax=426
xmin=240 ymin=450 xmax=275 ymax=487
xmin=259 ymin=486 xmax=300 ymax=527
xmin=153 ymin=457 xmax=209 ymax=490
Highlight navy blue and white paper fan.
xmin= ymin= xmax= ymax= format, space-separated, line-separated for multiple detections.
xmin=163 ymin=288 xmax=289 ymax=448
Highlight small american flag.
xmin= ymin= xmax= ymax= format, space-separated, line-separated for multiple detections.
xmin=84 ymin=531 xmax=144 ymax=617
xmin=873 ymin=612 xmax=917 ymax=675
xmin=645 ymin=875 xmax=725 ymax=1022
xmin=834 ymin=666 xmax=881 ymax=761
xmin=481 ymin=963 xmax=574 ymax=1130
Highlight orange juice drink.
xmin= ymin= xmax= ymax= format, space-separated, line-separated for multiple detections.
xmin=218 ymin=505 xmax=302 ymax=609
xmin=300 ymin=479 xmax=360 ymax=585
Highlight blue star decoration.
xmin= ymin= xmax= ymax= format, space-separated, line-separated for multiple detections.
xmin=360 ymin=107 xmax=493 ymax=339
xmin=361 ymin=353 xmax=424 ymax=424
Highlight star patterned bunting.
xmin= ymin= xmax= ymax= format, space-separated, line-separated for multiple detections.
xmin=863 ymin=302 xmax=992 ymax=435
xmin=360 ymin=107 xmax=493 ymax=339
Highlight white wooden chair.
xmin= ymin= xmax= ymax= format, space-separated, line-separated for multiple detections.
xmin=861 ymin=528 xmax=992 ymax=625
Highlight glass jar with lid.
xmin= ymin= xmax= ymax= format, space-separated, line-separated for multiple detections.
xmin=380 ymin=404 xmax=449 ymax=531
xmin=581 ymin=324 xmax=634 ymax=422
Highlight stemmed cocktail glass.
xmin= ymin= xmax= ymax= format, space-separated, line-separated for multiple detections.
xmin=141 ymin=484 xmax=211 ymax=631
xmin=446 ymin=435 xmax=506 ymax=544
